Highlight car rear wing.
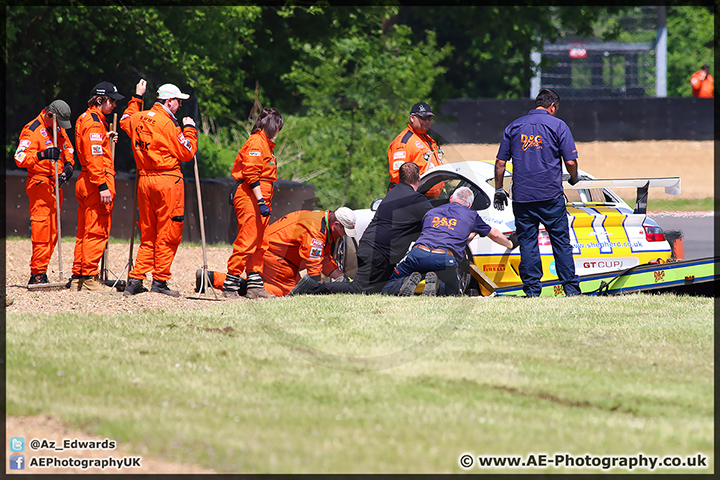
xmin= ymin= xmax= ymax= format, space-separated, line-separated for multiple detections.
xmin=564 ymin=177 xmax=681 ymax=214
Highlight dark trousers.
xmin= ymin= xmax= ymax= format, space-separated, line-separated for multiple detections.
xmin=513 ymin=195 xmax=580 ymax=297
xmin=381 ymin=246 xmax=460 ymax=296
xmin=312 ymin=243 xmax=394 ymax=295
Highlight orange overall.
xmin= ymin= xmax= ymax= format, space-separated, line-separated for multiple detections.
xmin=227 ymin=130 xmax=277 ymax=277
xmin=690 ymin=70 xmax=714 ymax=98
xmin=14 ymin=111 xmax=75 ymax=274
xmin=387 ymin=124 xmax=443 ymax=196
xmin=72 ymin=105 xmax=115 ymax=277
xmin=120 ymin=96 xmax=197 ymax=282
xmin=261 ymin=210 xmax=340 ymax=297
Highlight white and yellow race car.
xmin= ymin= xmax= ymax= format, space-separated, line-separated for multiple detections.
xmin=347 ymin=160 xmax=681 ymax=296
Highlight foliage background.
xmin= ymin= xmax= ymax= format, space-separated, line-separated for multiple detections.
xmin=5 ymin=4 xmax=715 ymax=209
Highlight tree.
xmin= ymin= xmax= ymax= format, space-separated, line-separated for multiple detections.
xmin=666 ymin=5 xmax=715 ymax=97
xmin=392 ymin=5 xmax=629 ymax=100
xmin=280 ymin=9 xmax=451 ymax=209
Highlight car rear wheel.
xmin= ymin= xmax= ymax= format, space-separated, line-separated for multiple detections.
xmin=333 ymin=235 xmax=358 ymax=279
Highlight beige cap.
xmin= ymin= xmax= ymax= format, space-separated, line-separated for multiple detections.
xmin=335 ymin=207 xmax=357 ymax=237
xmin=157 ymin=83 xmax=190 ymax=100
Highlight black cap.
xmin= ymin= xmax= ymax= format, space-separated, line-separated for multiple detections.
xmin=92 ymin=81 xmax=125 ymax=100
xmin=410 ymin=102 xmax=434 ymax=116
xmin=702 ymin=63 xmax=710 ymax=70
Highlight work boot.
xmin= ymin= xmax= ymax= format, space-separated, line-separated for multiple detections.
xmin=79 ymin=276 xmax=115 ymax=293
xmin=28 ymin=273 xmax=49 ymax=285
xmin=245 ymin=271 xmax=274 ymax=299
xmin=124 ymin=278 xmax=147 ymax=296
xmin=223 ymin=289 xmax=243 ymax=299
xmin=245 ymin=287 xmax=275 ymax=300
xmin=399 ymin=272 xmax=422 ymax=296
xmin=151 ymin=279 xmax=180 ymax=298
xmin=195 ymin=269 xmax=215 ymax=293
xmin=423 ymin=272 xmax=438 ymax=297
xmin=66 ymin=275 xmax=83 ymax=290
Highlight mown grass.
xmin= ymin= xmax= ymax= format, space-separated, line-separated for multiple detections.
xmin=625 ymin=196 xmax=714 ymax=212
xmin=5 ymin=294 xmax=713 ymax=474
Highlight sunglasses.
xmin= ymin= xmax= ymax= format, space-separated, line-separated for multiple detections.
xmin=414 ymin=114 xmax=433 ymax=121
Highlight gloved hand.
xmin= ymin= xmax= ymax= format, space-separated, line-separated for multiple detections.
xmin=507 ymin=232 xmax=519 ymax=250
xmin=37 ymin=146 xmax=61 ymax=161
xmin=257 ymin=198 xmax=271 ymax=217
xmin=494 ymin=188 xmax=508 ymax=211
xmin=58 ymin=162 xmax=73 ymax=186
xmin=568 ymin=174 xmax=591 ymax=186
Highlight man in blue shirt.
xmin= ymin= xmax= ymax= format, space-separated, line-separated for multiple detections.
xmin=493 ymin=88 xmax=582 ymax=297
xmin=382 ymin=187 xmax=515 ymax=296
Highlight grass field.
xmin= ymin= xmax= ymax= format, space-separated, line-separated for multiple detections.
xmin=6 ymin=293 xmax=714 ymax=474
xmin=629 ymin=196 xmax=714 ymax=213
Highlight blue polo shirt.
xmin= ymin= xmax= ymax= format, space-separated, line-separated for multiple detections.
xmin=496 ymin=109 xmax=578 ymax=203
xmin=415 ymin=202 xmax=492 ymax=257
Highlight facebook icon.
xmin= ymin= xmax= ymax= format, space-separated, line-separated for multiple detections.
xmin=10 ymin=454 xmax=25 ymax=470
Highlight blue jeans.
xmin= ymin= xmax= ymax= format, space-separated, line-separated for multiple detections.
xmin=381 ymin=246 xmax=460 ymax=296
xmin=513 ymin=195 xmax=580 ymax=297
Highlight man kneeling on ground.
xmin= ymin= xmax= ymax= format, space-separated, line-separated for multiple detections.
xmin=382 ymin=187 xmax=517 ymax=296
xmin=195 ymin=207 xmax=356 ymax=298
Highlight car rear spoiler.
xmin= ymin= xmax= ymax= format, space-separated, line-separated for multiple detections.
xmin=564 ymin=177 xmax=681 ymax=214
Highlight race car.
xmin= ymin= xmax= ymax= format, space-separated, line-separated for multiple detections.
xmin=339 ymin=159 xmax=681 ymax=296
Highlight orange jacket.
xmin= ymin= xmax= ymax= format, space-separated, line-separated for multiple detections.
xmin=266 ymin=210 xmax=339 ymax=278
xmin=691 ymin=70 xmax=713 ymax=98
xmin=14 ymin=111 xmax=75 ymax=178
xmin=232 ymin=130 xmax=277 ymax=186
xmin=387 ymin=124 xmax=442 ymax=184
xmin=120 ymin=95 xmax=198 ymax=173
xmin=75 ymin=105 xmax=115 ymax=189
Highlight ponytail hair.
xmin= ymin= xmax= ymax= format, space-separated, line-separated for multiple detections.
xmin=251 ymin=107 xmax=284 ymax=138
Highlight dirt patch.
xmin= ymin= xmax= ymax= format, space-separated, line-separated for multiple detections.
xmin=441 ymin=140 xmax=714 ymax=200
xmin=5 ymin=415 xmax=215 ymax=475
xmin=4 ymin=241 xmax=238 ymax=315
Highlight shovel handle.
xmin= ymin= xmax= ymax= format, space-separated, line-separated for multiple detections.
xmin=52 ymin=115 xmax=63 ymax=280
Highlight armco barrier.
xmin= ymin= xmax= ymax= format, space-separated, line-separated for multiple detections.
xmin=5 ymin=171 xmax=315 ymax=245
xmin=433 ymin=97 xmax=714 ymax=144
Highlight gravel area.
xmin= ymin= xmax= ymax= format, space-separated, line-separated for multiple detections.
xmin=4 ymin=239 xmax=242 ymax=314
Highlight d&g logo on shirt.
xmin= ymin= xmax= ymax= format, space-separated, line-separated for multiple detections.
xmin=521 ymin=134 xmax=543 ymax=151
xmin=431 ymin=216 xmax=457 ymax=230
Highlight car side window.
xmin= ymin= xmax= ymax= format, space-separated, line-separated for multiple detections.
xmin=565 ymin=188 xmax=611 ymax=203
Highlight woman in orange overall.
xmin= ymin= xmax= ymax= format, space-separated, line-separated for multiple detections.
xmin=224 ymin=108 xmax=284 ymax=299
xmin=70 ymin=82 xmax=124 ymax=291
xmin=13 ymin=100 xmax=75 ymax=285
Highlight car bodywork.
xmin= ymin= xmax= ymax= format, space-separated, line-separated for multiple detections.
xmin=350 ymin=160 xmax=680 ymax=295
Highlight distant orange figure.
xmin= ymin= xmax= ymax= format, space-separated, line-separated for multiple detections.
xmin=690 ymin=64 xmax=713 ymax=98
